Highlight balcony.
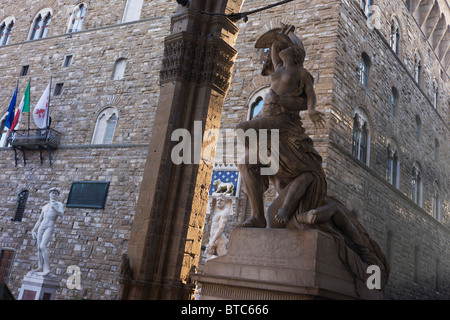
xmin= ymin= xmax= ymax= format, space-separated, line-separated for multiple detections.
xmin=8 ymin=128 xmax=62 ymax=166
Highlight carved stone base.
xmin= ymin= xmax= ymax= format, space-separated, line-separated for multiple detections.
xmin=192 ymin=228 xmax=381 ymax=300
xmin=18 ymin=272 xmax=60 ymax=300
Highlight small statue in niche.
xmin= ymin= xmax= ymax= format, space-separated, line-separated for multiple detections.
xmin=205 ymin=194 xmax=230 ymax=261
xmin=30 ymin=187 xmax=64 ymax=277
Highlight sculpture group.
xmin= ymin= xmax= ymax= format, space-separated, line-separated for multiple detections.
xmin=236 ymin=24 xmax=389 ymax=288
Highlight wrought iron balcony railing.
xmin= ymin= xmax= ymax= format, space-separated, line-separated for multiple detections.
xmin=7 ymin=128 xmax=62 ymax=166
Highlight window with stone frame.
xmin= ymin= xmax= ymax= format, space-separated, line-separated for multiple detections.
xmin=390 ymin=19 xmax=400 ymax=55
xmin=351 ymin=110 xmax=370 ymax=166
xmin=432 ymin=181 xmax=441 ymax=221
xmin=414 ymin=54 xmax=422 ymax=86
xmin=432 ymin=80 xmax=439 ymax=109
xmin=0 ymin=19 xmax=14 ymax=46
xmin=92 ymin=108 xmax=118 ymax=145
xmin=122 ymin=0 xmax=144 ymax=23
xmin=359 ymin=53 xmax=371 ymax=87
xmin=30 ymin=11 xmax=52 ymax=40
xmin=386 ymin=142 xmax=399 ymax=188
xmin=113 ymin=58 xmax=127 ymax=80
xmin=68 ymin=3 xmax=87 ymax=33
xmin=391 ymin=87 xmax=399 ymax=117
xmin=411 ymin=162 xmax=422 ymax=207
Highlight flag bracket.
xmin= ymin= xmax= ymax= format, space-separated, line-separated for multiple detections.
xmin=8 ymin=128 xmax=61 ymax=167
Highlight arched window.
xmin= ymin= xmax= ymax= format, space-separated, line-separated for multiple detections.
xmin=92 ymin=108 xmax=118 ymax=144
xmin=0 ymin=18 xmax=14 ymax=46
xmin=122 ymin=0 xmax=144 ymax=23
xmin=352 ymin=109 xmax=371 ymax=165
xmin=359 ymin=53 xmax=371 ymax=87
xmin=68 ymin=4 xmax=87 ymax=33
xmin=432 ymin=81 xmax=439 ymax=109
xmin=386 ymin=141 xmax=399 ymax=188
xmin=415 ymin=115 xmax=421 ymax=143
xmin=390 ymin=19 xmax=400 ymax=55
xmin=414 ymin=54 xmax=422 ymax=85
xmin=391 ymin=87 xmax=399 ymax=117
xmin=412 ymin=162 xmax=422 ymax=207
xmin=432 ymin=181 xmax=441 ymax=221
xmin=113 ymin=58 xmax=127 ymax=80
xmin=247 ymin=87 xmax=271 ymax=120
xmin=30 ymin=11 xmax=52 ymax=40
xmin=361 ymin=0 xmax=373 ymax=18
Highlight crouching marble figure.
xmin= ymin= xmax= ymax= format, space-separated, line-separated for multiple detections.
xmin=29 ymin=187 xmax=64 ymax=278
xmin=236 ymin=24 xmax=389 ymax=288
xmin=205 ymin=195 xmax=231 ymax=261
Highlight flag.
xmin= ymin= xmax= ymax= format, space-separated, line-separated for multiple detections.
xmin=33 ymin=83 xmax=50 ymax=129
xmin=4 ymin=86 xmax=18 ymax=129
xmin=10 ymin=81 xmax=30 ymax=132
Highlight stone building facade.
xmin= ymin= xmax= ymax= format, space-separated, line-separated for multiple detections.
xmin=0 ymin=0 xmax=448 ymax=300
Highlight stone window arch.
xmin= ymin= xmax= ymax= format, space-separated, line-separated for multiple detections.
xmin=413 ymin=53 xmax=422 ymax=86
xmin=113 ymin=58 xmax=127 ymax=80
xmin=0 ymin=17 xmax=14 ymax=46
xmin=432 ymin=80 xmax=439 ymax=109
xmin=92 ymin=107 xmax=118 ymax=144
xmin=352 ymin=107 xmax=371 ymax=166
xmin=247 ymin=86 xmax=270 ymax=120
xmin=67 ymin=3 xmax=87 ymax=33
xmin=390 ymin=18 xmax=401 ymax=55
xmin=29 ymin=9 xmax=52 ymax=40
xmin=386 ymin=140 xmax=400 ymax=188
xmin=412 ymin=162 xmax=422 ymax=207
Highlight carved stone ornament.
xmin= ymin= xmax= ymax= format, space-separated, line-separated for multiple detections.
xmin=160 ymin=33 xmax=237 ymax=95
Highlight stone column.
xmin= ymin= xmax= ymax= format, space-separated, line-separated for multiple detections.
xmin=122 ymin=0 xmax=243 ymax=300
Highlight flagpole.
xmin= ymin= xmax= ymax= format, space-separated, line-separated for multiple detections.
xmin=47 ymin=75 xmax=52 ymax=129
xmin=28 ymin=77 xmax=31 ymax=133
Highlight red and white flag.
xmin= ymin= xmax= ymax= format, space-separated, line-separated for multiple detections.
xmin=33 ymin=83 xmax=50 ymax=129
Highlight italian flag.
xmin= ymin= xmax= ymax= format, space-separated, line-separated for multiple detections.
xmin=9 ymin=81 xmax=30 ymax=132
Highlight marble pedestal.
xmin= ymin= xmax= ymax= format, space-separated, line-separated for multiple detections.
xmin=18 ymin=272 xmax=60 ymax=300
xmin=192 ymin=228 xmax=381 ymax=300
